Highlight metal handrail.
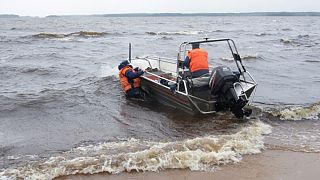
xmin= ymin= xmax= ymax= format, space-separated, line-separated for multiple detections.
xmin=133 ymin=57 xmax=153 ymax=69
xmin=134 ymin=56 xmax=177 ymax=74
xmin=180 ymin=79 xmax=217 ymax=114
xmin=143 ymin=71 xmax=176 ymax=84
xmin=177 ymin=38 xmax=246 ymax=79
xmin=187 ymin=96 xmax=217 ymax=114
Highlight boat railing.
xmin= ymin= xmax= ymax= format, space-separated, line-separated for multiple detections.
xmin=134 ymin=56 xmax=177 ymax=75
xmin=143 ymin=70 xmax=177 ymax=84
xmin=242 ymin=71 xmax=257 ymax=105
xmin=179 ymin=79 xmax=217 ymax=114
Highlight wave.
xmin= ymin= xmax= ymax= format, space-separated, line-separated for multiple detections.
xmin=30 ymin=31 xmax=109 ymax=39
xmin=69 ymin=31 xmax=108 ymax=37
xmin=305 ymin=60 xmax=320 ymax=63
xmin=265 ymin=144 xmax=320 ymax=153
xmin=0 ymin=65 xmax=55 ymax=76
xmin=279 ymin=35 xmax=318 ymax=47
xmin=220 ymin=54 xmax=263 ymax=61
xmin=20 ymin=67 xmax=53 ymax=75
xmin=0 ymin=75 xmax=120 ymax=112
xmin=99 ymin=65 xmax=119 ymax=77
xmin=146 ymin=30 xmax=204 ymax=36
xmin=158 ymin=36 xmax=174 ymax=40
xmin=280 ymin=38 xmax=292 ymax=44
xmin=297 ymin=34 xmax=309 ymax=38
xmin=32 ymin=33 xmax=67 ymax=39
xmin=269 ymin=103 xmax=320 ymax=121
xmin=254 ymin=33 xmax=271 ymax=36
xmin=0 ymin=120 xmax=271 ymax=179
xmin=281 ymin=28 xmax=292 ymax=31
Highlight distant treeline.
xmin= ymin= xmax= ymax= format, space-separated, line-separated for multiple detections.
xmin=95 ymin=12 xmax=320 ymax=17
xmin=1 ymin=12 xmax=320 ymax=18
xmin=0 ymin=14 xmax=20 ymax=18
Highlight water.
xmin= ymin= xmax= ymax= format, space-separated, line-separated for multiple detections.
xmin=0 ymin=16 xmax=319 ymax=179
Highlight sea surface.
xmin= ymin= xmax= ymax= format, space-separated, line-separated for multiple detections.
xmin=0 ymin=16 xmax=319 ymax=179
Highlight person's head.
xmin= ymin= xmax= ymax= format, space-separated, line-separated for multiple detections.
xmin=192 ymin=43 xmax=200 ymax=49
xmin=118 ymin=60 xmax=130 ymax=70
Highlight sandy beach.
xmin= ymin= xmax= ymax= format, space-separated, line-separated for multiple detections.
xmin=58 ymin=149 xmax=320 ymax=180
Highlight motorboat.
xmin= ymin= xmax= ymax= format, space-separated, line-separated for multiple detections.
xmin=129 ymin=38 xmax=257 ymax=118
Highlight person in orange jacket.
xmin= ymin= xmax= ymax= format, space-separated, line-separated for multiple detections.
xmin=183 ymin=43 xmax=209 ymax=78
xmin=118 ymin=60 xmax=144 ymax=98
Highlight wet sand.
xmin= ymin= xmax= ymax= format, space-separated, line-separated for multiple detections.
xmin=58 ymin=149 xmax=320 ymax=180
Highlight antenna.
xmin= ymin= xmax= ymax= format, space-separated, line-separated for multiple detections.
xmin=128 ymin=43 xmax=132 ymax=63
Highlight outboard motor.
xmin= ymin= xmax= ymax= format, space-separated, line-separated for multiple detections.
xmin=209 ymin=66 xmax=250 ymax=118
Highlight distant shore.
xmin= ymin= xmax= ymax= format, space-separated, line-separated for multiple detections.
xmin=58 ymin=149 xmax=320 ymax=180
xmin=1 ymin=12 xmax=320 ymax=18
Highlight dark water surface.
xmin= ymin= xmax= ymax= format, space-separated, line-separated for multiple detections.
xmin=0 ymin=16 xmax=319 ymax=178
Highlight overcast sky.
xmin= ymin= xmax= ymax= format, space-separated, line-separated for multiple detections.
xmin=1 ymin=0 xmax=319 ymax=17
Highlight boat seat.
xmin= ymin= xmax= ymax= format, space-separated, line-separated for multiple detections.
xmin=190 ymin=74 xmax=210 ymax=88
xmin=188 ymin=74 xmax=211 ymax=99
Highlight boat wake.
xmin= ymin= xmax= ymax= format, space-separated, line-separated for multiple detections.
xmin=0 ymin=120 xmax=271 ymax=179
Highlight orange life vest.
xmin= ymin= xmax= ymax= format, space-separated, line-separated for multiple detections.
xmin=119 ymin=66 xmax=141 ymax=92
xmin=187 ymin=48 xmax=209 ymax=73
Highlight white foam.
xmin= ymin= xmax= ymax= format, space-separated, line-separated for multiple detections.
xmin=271 ymin=103 xmax=320 ymax=120
xmin=0 ymin=120 xmax=271 ymax=179
xmin=7 ymin=156 xmax=20 ymax=160
xmin=99 ymin=64 xmax=119 ymax=77
xmin=152 ymin=31 xmax=204 ymax=35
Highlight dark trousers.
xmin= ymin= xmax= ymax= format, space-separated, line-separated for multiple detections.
xmin=126 ymin=87 xmax=141 ymax=98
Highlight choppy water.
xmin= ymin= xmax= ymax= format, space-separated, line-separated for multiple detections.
xmin=0 ymin=16 xmax=319 ymax=179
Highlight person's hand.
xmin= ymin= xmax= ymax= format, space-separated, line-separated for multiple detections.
xmin=178 ymin=60 xmax=184 ymax=68
xmin=137 ymin=70 xmax=144 ymax=76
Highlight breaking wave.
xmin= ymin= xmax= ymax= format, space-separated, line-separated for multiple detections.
xmin=269 ymin=103 xmax=320 ymax=121
xmin=99 ymin=65 xmax=119 ymax=77
xmin=0 ymin=120 xmax=271 ymax=179
xmin=146 ymin=30 xmax=204 ymax=36
xmin=30 ymin=31 xmax=109 ymax=39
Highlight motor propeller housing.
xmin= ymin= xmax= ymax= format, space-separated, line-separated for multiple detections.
xmin=209 ymin=66 xmax=250 ymax=118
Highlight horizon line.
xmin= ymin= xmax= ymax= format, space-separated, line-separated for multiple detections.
xmin=1 ymin=11 xmax=320 ymax=18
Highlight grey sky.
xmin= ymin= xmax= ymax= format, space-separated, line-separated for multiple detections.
xmin=1 ymin=0 xmax=319 ymax=17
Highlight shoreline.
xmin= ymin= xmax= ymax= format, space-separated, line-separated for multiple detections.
xmin=57 ymin=149 xmax=320 ymax=180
